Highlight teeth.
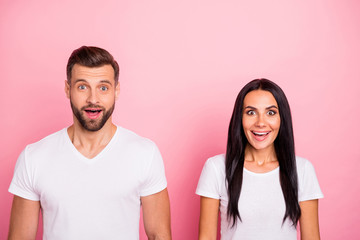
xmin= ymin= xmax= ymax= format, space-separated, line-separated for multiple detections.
xmin=253 ymin=132 xmax=269 ymax=136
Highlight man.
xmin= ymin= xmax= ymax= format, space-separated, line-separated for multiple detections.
xmin=8 ymin=46 xmax=171 ymax=240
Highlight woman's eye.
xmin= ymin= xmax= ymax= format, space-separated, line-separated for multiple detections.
xmin=267 ymin=110 xmax=276 ymax=116
xmin=78 ymin=85 xmax=86 ymax=90
xmin=100 ymin=86 xmax=108 ymax=91
xmin=246 ymin=110 xmax=256 ymax=115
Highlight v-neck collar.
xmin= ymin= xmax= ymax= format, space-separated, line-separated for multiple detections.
xmin=63 ymin=126 xmax=119 ymax=163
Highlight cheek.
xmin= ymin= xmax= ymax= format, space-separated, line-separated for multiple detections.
xmin=70 ymin=93 xmax=85 ymax=103
xmin=99 ymin=90 xmax=116 ymax=100
xmin=242 ymin=116 xmax=251 ymax=130
xmin=269 ymin=117 xmax=281 ymax=130
xmin=242 ymin=117 xmax=254 ymax=142
xmin=100 ymin=95 xmax=116 ymax=105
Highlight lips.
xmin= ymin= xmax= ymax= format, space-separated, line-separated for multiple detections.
xmin=84 ymin=108 xmax=103 ymax=119
xmin=251 ymin=131 xmax=270 ymax=141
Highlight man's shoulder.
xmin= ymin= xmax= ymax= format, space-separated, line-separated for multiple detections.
xmin=116 ymin=126 xmax=157 ymax=150
xmin=25 ymin=128 xmax=66 ymax=154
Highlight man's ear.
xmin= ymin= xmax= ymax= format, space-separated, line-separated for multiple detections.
xmin=65 ymin=80 xmax=70 ymax=99
xmin=115 ymin=82 xmax=120 ymax=100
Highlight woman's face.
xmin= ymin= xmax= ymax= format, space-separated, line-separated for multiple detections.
xmin=242 ymin=90 xmax=281 ymax=151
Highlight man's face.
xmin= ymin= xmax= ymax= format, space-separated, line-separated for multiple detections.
xmin=65 ymin=64 xmax=120 ymax=131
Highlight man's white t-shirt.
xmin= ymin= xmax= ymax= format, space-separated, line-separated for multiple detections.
xmin=9 ymin=126 xmax=167 ymax=240
xmin=196 ymin=154 xmax=323 ymax=240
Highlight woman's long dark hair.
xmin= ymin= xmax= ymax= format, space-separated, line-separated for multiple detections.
xmin=225 ymin=78 xmax=300 ymax=227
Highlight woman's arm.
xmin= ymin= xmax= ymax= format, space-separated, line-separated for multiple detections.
xmin=199 ymin=196 xmax=220 ymax=240
xmin=299 ymin=199 xmax=320 ymax=240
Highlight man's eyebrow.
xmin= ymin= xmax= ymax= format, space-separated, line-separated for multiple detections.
xmin=74 ymin=79 xmax=87 ymax=84
xmin=99 ymin=80 xmax=113 ymax=86
xmin=73 ymin=79 xmax=113 ymax=86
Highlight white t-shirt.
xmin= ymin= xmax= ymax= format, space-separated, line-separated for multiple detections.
xmin=9 ymin=126 xmax=167 ymax=240
xmin=196 ymin=154 xmax=323 ymax=240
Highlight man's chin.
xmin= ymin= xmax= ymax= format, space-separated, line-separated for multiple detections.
xmin=81 ymin=120 xmax=106 ymax=132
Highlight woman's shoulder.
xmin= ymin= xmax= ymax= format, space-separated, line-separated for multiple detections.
xmin=295 ymin=156 xmax=315 ymax=173
xmin=295 ymin=156 xmax=320 ymax=183
xmin=205 ymin=154 xmax=226 ymax=168
xmin=199 ymin=154 xmax=226 ymax=178
xmin=295 ymin=156 xmax=324 ymax=200
xmin=196 ymin=154 xmax=227 ymax=198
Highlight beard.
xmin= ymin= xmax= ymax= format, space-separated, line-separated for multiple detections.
xmin=70 ymin=100 xmax=115 ymax=132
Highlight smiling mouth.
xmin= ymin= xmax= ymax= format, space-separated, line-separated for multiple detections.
xmin=252 ymin=131 xmax=270 ymax=137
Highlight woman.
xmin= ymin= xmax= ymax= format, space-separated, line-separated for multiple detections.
xmin=196 ymin=79 xmax=323 ymax=239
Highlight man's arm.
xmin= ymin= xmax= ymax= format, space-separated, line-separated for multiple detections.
xmin=141 ymin=188 xmax=171 ymax=240
xmin=8 ymin=195 xmax=40 ymax=240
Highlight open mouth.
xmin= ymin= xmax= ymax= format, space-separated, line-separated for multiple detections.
xmin=85 ymin=109 xmax=102 ymax=113
xmin=251 ymin=131 xmax=270 ymax=141
xmin=84 ymin=108 xmax=103 ymax=119
xmin=252 ymin=131 xmax=270 ymax=137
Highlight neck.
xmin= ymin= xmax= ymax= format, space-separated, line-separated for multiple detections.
xmin=244 ymin=144 xmax=277 ymax=165
xmin=67 ymin=117 xmax=116 ymax=154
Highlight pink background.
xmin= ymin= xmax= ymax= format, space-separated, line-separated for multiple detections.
xmin=1 ymin=0 xmax=359 ymax=239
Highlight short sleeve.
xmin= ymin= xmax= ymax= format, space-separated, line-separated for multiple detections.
xmin=196 ymin=157 xmax=222 ymax=199
xmin=139 ymin=143 xmax=167 ymax=196
xmin=8 ymin=147 xmax=40 ymax=201
xmin=298 ymin=158 xmax=324 ymax=202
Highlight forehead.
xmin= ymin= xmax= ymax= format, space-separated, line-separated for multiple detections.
xmin=71 ymin=64 xmax=115 ymax=83
xmin=243 ymin=90 xmax=278 ymax=107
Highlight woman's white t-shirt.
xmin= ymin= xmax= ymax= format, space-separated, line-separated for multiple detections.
xmin=196 ymin=154 xmax=323 ymax=240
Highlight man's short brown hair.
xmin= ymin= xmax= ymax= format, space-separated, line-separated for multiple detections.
xmin=66 ymin=46 xmax=119 ymax=85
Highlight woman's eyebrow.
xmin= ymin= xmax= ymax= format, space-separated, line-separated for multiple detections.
xmin=266 ymin=105 xmax=278 ymax=110
xmin=244 ymin=106 xmax=256 ymax=110
xmin=244 ymin=105 xmax=278 ymax=110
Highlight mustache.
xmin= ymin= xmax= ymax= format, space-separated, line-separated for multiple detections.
xmin=80 ymin=105 xmax=105 ymax=111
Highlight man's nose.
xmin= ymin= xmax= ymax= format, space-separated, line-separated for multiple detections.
xmin=86 ymin=89 xmax=99 ymax=104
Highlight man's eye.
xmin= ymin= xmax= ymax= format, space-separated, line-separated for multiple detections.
xmin=78 ymin=85 xmax=86 ymax=90
xmin=100 ymin=86 xmax=108 ymax=91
